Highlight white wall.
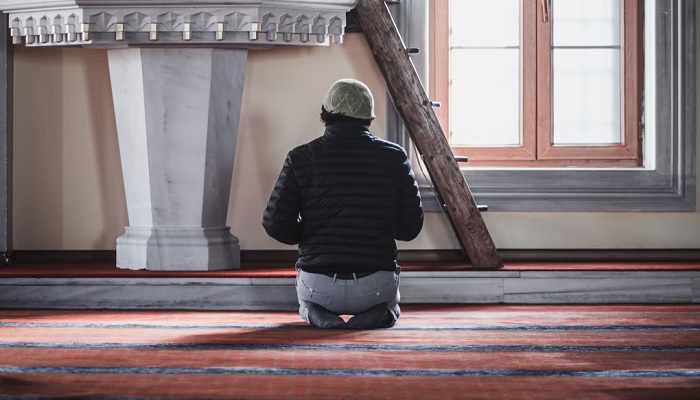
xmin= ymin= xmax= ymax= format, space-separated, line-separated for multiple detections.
xmin=12 ymin=32 xmax=700 ymax=250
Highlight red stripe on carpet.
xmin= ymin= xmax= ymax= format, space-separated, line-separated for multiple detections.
xmin=2 ymin=304 xmax=700 ymax=325
xmin=2 ymin=374 xmax=700 ymax=399
xmin=3 ymin=348 xmax=700 ymax=371
xmin=2 ymin=327 xmax=699 ymax=347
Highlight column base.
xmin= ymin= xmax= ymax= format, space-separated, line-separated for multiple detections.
xmin=116 ymin=227 xmax=240 ymax=271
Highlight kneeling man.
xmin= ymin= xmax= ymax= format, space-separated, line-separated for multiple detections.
xmin=262 ymin=79 xmax=423 ymax=329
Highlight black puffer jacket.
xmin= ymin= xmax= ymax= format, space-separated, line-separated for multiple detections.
xmin=262 ymin=121 xmax=424 ymax=274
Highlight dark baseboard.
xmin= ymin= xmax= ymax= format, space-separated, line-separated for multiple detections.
xmin=398 ymin=249 xmax=700 ymax=262
xmin=407 ymin=249 xmax=700 ymax=262
xmin=11 ymin=250 xmax=117 ymax=264
xmin=495 ymin=249 xmax=700 ymax=262
xmin=6 ymin=249 xmax=700 ymax=265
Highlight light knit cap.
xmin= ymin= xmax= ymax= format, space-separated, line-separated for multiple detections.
xmin=323 ymin=79 xmax=375 ymax=120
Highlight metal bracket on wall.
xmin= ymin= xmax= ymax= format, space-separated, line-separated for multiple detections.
xmin=0 ymin=252 xmax=13 ymax=267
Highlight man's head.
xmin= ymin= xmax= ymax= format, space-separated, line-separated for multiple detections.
xmin=321 ymin=79 xmax=375 ymax=126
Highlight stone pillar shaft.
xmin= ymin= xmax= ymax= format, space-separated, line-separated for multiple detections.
xmin=108 ymin=47 xmax=247 ymax=270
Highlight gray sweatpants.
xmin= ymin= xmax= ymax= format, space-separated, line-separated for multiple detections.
xmin=296 ymin=269 xmax=401 ymax=321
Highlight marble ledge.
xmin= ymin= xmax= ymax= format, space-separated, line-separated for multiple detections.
xmin=1 ymin=273 xmax=698 ymax=309
xmin=504 ymin=278 xmax=695 ymax=304
xmin=0 ymin=284 xmax=298 ymax=310
xmin=400 ymin=278 xmax=504 ymax=303
xmin=518 ymin=270 xmax=700 ymax=279
xmin=0 ymin=277 xmax=295 ymax=286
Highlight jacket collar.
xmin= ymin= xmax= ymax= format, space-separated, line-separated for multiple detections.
xmin=323 ymin=121 xmax=372 ymax=137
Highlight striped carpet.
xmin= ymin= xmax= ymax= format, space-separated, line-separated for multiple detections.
xmin=1 ymin=305 xmax=699 ymax=399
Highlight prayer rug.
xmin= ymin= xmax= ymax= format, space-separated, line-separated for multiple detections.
xmin=0 ymin=304 xmax=699 ymax=399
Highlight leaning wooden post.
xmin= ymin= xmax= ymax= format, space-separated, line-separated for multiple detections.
xmin=354 ymin=0 xmax=503 ymax=269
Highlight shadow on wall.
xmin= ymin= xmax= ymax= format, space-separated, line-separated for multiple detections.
xmin=228 ymin=111 xmax=272 ymax=244
xmin=14 ymin=46 xmax=128 ymax=250
xmin=82 ymin=48 xmax=128 ymax=249
xmin=13 ymin=46 xmax=64 ymax=249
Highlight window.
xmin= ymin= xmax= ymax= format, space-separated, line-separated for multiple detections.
xmin=431 ymin=0 xmax=644 ymax=167
xmin=387 ymin=0 xmax=694 ymax=212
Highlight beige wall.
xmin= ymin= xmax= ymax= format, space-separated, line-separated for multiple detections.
xmin=14 ymin=46 xmax=125 ymax=250
xmin=12 ymin=32 xmax=700 ymax=250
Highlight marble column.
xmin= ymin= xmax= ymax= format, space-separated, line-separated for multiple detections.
xmin=108 ymin=48 xmax=246 ymax=271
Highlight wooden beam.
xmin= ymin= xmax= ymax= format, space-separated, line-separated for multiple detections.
xmin=354 ymin=0 xmax=503 ymax=269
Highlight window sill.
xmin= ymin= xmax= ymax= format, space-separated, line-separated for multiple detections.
xmin=420 ymin=162 xmax=696 ymax=212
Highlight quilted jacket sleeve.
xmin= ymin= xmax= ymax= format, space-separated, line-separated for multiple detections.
xmin=395 ymin=155 xmax=424 ymax=242
xmin=262 ymin=154 xmax=303 ymax=245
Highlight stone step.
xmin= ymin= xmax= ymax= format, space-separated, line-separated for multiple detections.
xmin=1 ymin=265 xmax=698 ymax=309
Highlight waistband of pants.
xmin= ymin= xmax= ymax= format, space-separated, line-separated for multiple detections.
xmin=319 ymin=271 xmax=378 ymax=280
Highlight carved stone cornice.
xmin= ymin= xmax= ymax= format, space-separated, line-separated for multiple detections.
xmin=0 ymin=0 xmax=357 ymax=46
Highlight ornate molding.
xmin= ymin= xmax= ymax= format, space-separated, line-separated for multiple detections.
xmin=0 ymin=0 xmax=357 ymax=46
